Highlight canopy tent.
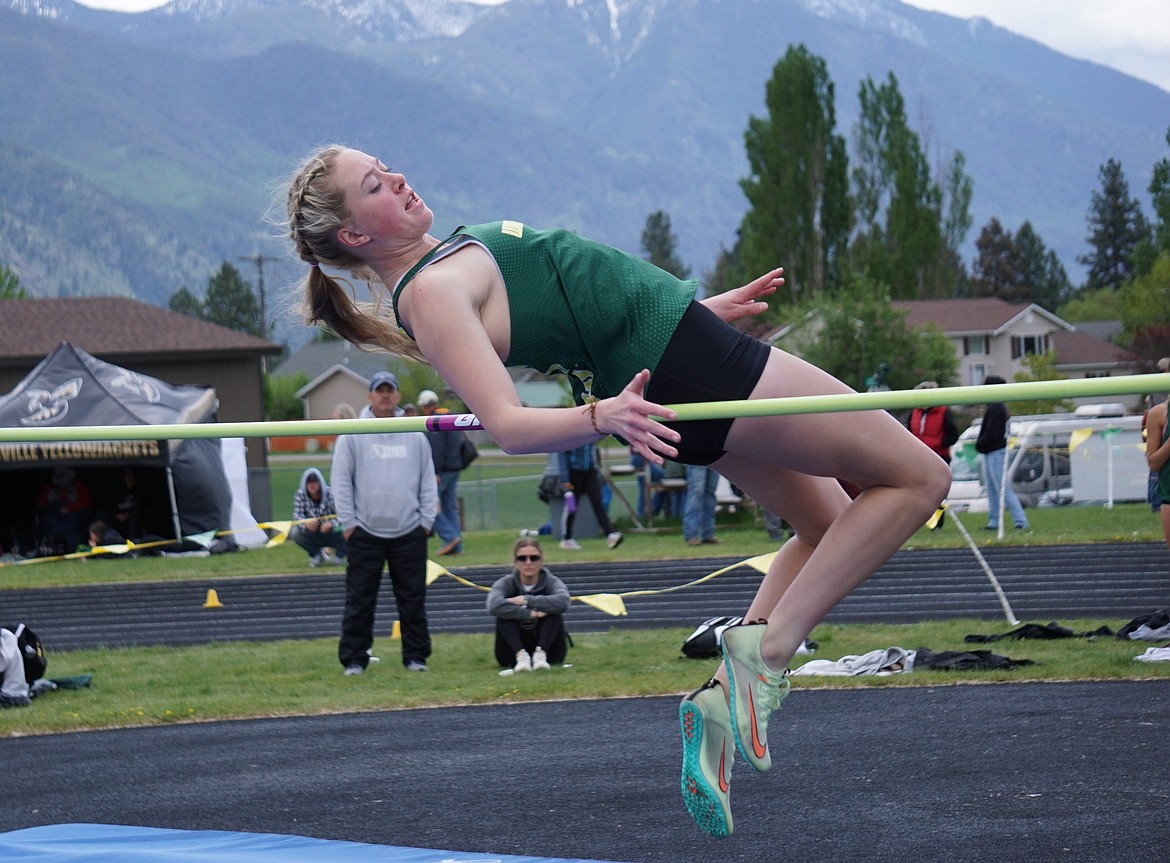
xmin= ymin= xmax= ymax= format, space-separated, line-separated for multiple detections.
xmin=0 ymin=341 xmax=252 ymax=554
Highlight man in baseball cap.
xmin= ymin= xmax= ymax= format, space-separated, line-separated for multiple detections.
xmin=369 ymin=370 xmax=399 ymax=392
xmin=331 ymin=368 xmax=437 ymax=674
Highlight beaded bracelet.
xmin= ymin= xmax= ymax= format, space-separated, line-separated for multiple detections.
xmin=585 ymin=398 xmax=601 ymax=436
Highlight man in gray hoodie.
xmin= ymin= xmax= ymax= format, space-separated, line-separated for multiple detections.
xmin=332 ymin=371 xmax=438 ymax=674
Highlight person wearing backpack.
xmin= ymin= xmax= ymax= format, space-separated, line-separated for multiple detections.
xmin=419 ymin=389 xmax=465 ymax=556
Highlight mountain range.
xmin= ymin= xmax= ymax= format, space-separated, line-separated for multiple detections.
xmin=1 ymin=0 xmax=1168 ymax=350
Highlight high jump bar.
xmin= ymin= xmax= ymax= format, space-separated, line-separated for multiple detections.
xmin=0 ymin=374 xmax=1166 ymax=443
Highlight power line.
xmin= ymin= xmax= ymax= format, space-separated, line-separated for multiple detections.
xmin=238 ymin=254 xmax=272 ymax=374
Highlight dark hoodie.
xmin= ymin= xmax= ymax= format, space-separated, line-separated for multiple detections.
xmin=975 ymin=375 xmax=1009 ymax=454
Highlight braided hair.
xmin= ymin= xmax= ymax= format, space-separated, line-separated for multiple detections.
xmin=286 ymin=145 xmax=426 ymax=362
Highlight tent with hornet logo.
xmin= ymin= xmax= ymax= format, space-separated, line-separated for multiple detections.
xmin=0 ymin=341 xmax=248 ymax=556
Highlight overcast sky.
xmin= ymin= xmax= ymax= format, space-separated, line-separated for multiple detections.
xmin=901 ymin=0 xmax=1170 ymax=93
xmin=69 ymin=0 xmax=1170 ymax=94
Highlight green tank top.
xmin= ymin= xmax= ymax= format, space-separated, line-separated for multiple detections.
xmin=392 ymin=221 xmax=697 ymax=404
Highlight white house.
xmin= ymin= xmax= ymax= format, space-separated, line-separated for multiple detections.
xmin=769 ymin=297 xmax=1141 ymax=409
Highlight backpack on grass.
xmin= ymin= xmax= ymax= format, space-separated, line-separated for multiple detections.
xmin=4 ymin=623 xmax=47 ymax=683
xmin=681 ymin=616 xmax=743 ymax=659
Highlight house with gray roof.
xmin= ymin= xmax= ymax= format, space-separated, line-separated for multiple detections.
xmin=0 ymin=296 xmax=282 ymax=515
xmin=770 ymin=297 xmax=1141 ymax=409
xmin=273 ymin=340 xmax=568 ymax=420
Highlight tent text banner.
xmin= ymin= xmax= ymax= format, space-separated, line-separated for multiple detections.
xmin=0 ymin=440 xmax=168 ymax=467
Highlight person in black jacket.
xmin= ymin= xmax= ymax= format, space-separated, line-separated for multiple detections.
xmin=419 ymin=389 xmax=465 ymax=556
xmin=975 ymin=375 xmax=1029 ymax=531
xmin=486 ymin=537 xmax=570 ymax=672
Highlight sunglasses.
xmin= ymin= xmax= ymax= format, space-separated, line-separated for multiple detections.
xmin=515 ymin=554 xmax=542 ymax=563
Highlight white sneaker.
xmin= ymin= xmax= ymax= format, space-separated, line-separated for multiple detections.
xmin=559 ymin=539 xmax=582 ymax=550
xmin=309 ymin=553 xmax=323 ymax=568
xmin=606 ymin=531 xmax=624 ymax=549
xmin=531 ymin=647 xmax=551 ymax=671
xmin=514 ymin=650 xmax=533 ymax=672
xmin=323 ymin=552 xmax=344 ymax=566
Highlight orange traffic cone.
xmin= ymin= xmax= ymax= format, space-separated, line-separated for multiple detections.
xmin=202 ymin=588 xmax=224 ymax=609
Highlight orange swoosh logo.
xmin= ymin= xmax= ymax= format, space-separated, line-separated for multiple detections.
xmin=748 ymin=687 xmax=767 ymax=759
xmin=718 ymin=743 xmax=730 ymax=793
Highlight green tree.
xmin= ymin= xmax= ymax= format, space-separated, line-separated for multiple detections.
xmin=265 ymin=372 xmax=311 ymax=421
xmin=1057 ymin=286 xmax=1121 ymax=323
xmin=1151 ymin=129 xmax=1170 ymax=253
xmin=942 ymin=151 xmax=974 ymax=269
xmin=795 ymin=272 xmax=957 ymax=392
xmin=1016 ymin=221 xmax=1071 ymax=311
xmin=736 ymin=44 xmax=850 ymax=309
xmin=168 ymin=265 xmax=264 ymax=337
xmin=1117 ymin=252 xmax=1170 ymax=367
xmin=971 ymin=217 xmax=1025 ymax=301
xmin=640 ymin=210 xmax=691 ymax=278
xmin=1134 ymin=127 xmax=1170 ymax=275
xmin=702 ymin=238 xmax=745 ymax=307
xmin=168 ymin=286 xmax=204 ymax=318
xmin=1010 ymin=352 xmax=1072 ymax=415
xmin=0 ymin=263 xmax=27 ymax=299
xmin=849 ymin=73 xmax=963 ymax=299
xmin=395 ymin=360 xmax=458 ymax=411
xmin=205 ymin=262 xmax=263 ymax=337
xmin=1078 ymin=158 xmax=1150 ymax=292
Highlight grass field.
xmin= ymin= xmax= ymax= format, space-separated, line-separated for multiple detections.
xmin=3 ymin=617 xmax=1167 ymax=738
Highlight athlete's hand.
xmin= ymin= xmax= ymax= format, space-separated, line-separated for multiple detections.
xmin=701 ymin=267 xmax=783 ymax=323
xmin=598 ymin=369 xmax=680 ymax=465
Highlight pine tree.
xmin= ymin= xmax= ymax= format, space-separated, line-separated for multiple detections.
xmin=1134 ymin=126 xmax=1170 ymax=276
xmin=0 ymin=263 xmax=26 ymax=299
xmin=1078 ymin=158 xmax=1150 ymax=291
xmin=168 ymin=286 xmax=204 ymax=319
xmin=1015 ymin=221 xmax=1071 ymax=311
xmin=169 ymin=265 xmax=264 ymax=336
xmin=972 ymin=218 xmax=1025 ymax=301
xmin=205 ymin=262 xmax=263 ymax=337
xmin=640 ymin=210 xmax=690 ymax=279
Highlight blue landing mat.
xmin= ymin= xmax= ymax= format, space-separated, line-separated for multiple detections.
xmin=0 ymin=824 xmax=626 ymax=863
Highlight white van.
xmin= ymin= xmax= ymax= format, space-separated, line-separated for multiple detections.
xmin=948 ymin=404 xmax=1146 ymax=511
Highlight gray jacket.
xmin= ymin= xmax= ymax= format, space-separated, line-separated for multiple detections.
xmin=486 ymin=569 xmax=571 ymax=620
xmin=331 ymin=410 xmax=437 ymax=539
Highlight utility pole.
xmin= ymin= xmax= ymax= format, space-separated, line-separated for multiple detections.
xmin=238 ymin=253 xmax=271 ymax=373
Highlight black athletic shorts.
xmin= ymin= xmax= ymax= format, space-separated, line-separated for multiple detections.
xmin=645 ymin=300 xmax=771 ymax=465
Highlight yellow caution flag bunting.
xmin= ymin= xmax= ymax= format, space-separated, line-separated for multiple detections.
xmin=262 ymin=522 xmax=293 ymax=547
xmin=925 ymin=502 xmax=948 ymax=531
xmin=573 ymin=593 xmax=629 ymax=616
xmin=425 ymin=553 xmax=780 ymax=618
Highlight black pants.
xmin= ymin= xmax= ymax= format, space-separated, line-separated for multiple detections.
xmin=339 ymin=526 xmax=430 ymax=669
xmin=563 ymin=468 xmax=616 ymax=540
xmin=494 ymin=616 xmax=568 ymax=667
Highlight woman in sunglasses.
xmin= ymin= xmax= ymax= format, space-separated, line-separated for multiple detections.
xmin=487 ymin=538 xmax=571 ymax=673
